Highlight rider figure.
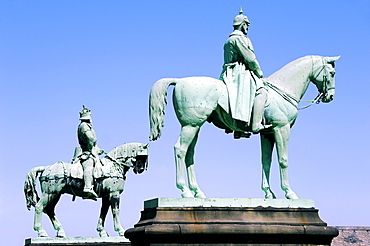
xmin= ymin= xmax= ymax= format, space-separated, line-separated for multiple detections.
xmin=220 ymin=8 xmax=270 ymax=137
xmin=77 ymin=106 xmax=103 ymax=200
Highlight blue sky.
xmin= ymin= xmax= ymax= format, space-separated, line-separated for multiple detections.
xmin=1 ymin=1 xmax=369 ymax=245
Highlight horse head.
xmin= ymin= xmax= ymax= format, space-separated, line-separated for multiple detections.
xmin=311 ymin=56 xmax=340 ymax=103
xmin=132 ymin=143 xmax=149 ymax=174
xmin=106 ymin=142 xmax=149 ymax=174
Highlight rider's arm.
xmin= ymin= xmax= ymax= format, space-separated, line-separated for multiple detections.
xmin=235 ymin=37 xmax=264 ymax=78
xmin=84 ymin=130 xmax=97 ymax=151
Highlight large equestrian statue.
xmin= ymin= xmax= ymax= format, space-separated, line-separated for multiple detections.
xmin=149 ymin=55 xmax=339 ymax=199
xmin=24 ymin=142 xmax=148 ymax=238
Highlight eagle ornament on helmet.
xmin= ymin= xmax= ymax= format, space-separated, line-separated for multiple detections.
xmin=79 ymin=105 xmax=91 ymax=120
xmin=233 ymin=7 xmax=250 ymax=26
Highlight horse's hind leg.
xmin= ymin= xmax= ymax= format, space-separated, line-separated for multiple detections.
xmin=185 ymin=130 xmax=205 ymax=198
xmin=33 ymin=193 xmax=59 ymax=237
xmin=174 ymin=124 xmax=203 ymax=198
xmin=260 ymin=133 xmax=276 ymax=199
xmin=44 ymin=194 xmax=66 ymax=238
xmin=34 ymin=194 xmax=52 ymax=237
xmin=97 ymin=196 xmax=110 ymax=237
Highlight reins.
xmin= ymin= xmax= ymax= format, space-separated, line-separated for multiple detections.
xmin=298 ymin=93 xmax=323 ymax=110
xmin=264 ymin=81 xmax=300 ymax=109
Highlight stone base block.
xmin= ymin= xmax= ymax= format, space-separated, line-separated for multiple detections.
xmin=125 ymin=198 xmax=338 ymax=246
xmin=25 ymin=237 xmax=130 ymax=246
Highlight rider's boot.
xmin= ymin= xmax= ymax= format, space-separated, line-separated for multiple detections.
xmin=82 ymin=160 xmax=98 ymax=200
xmin=252 ymin=88 xmax=272 ymax=133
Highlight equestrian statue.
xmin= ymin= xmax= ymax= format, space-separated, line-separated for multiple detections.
xmin=24 ymin=107 xmax=149 ymax=238
xmin=149 ymin=9 xmax=339 ymax=200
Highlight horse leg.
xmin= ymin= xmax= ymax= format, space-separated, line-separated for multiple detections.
xmin=260 ymin=133 xmax=276 ymax=199
xmin=273 ymin=124 xmax=299 ymax=199
xmin=44 ymin=194 xmax=66 ymax=238
xmin=97 ymin=196 xmax=110 ymax=237
xmin=174 ymin=125 xmax=202 ymax=198
xmin=110 ymin=193 xmax=125 ymax=237
xmin=185 ymin=130 xmax=205 ymax=198
xmin=34 ymin=194 xmax=51 ymax=237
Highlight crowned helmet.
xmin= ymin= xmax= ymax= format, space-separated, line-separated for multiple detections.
xmin=233 ymin=7 xmax=250 ymax=26
xmin=79 ymin=105 xmax=91 ymax=120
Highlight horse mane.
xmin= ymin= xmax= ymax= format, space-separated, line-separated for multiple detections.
xmin=266 ymin=55 xmax=313 ymax=79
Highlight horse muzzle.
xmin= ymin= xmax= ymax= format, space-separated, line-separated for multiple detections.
xmin=133 ymin=155 xmax=148 ymax=174
xmin=321 ymin=90 xmax=335 ymax=103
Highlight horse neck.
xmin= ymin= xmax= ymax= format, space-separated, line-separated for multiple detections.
xmin=266 ymin=56 xmax=314 ymax=100
xmin=103 ymin=156 xmax=127 ymax=175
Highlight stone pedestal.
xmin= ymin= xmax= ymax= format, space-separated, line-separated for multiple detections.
xmin=125 ymin=198 xmax=338 ymax=246
xmin=25 ymin=237 xmax=130 ymax=246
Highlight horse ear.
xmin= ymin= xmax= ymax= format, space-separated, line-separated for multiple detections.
xmin=325 ymin=56 xmax=340 ymax=63
xmin=325 ymin=56 xmax=340 ymax=68
xmin=144 ymin=143 xmax=149 ymax=149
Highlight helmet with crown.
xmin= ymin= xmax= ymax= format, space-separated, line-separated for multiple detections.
xmin=79 ymin=105 xmax=92 ymax=120
xmin=233 ymin=7 xmax=250 ymax=26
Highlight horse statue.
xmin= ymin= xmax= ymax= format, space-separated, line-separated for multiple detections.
xmin=149 ymin=55 xmax=339 ymax=200
xmin=24 ymin=142 xmax=149 ymax=238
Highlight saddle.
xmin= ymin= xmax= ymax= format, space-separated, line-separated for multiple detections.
xmin=70 ymin=146 xmax=109 ymax=180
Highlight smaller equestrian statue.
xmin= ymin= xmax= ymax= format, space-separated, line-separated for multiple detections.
xmin=24 ymin=142 xmax=149 ymax=238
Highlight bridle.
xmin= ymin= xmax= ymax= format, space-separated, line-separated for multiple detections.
xmin=105 ymin=147 xmax=147 ymax=173
xmin=311 ymin=57 xmax=335 ymax=100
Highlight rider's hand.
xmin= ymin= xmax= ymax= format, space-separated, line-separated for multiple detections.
xmin=255 ymin=69 xmax=263 ymax=78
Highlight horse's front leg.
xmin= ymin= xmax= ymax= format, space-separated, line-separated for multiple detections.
xmin=110 ymin=194 xmax=125 ymax=237
xmin=44 ymin=194 xmax=66 ymax=238
xmin=273 ymin=124 xmax=299 ymax=199
xmin=97 ymin=196 xmax=110 ymax=237
xmin=260 ymin=133 xmax=276 ymax=199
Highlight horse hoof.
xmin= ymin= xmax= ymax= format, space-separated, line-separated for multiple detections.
xmin=117 ymin=229 xmax=125 ymax=237
xmin=263 ymin=188 xmax=277 ymax=199
xmin=194 ymin=191 xmax=206 ymax=198
xmin=56 ymin=231 xmax=66 ymax=238
xmin=264 ymin=194 xmax=276 ymax=199
xmin=285 ymin=191 xmax=299 ymax=199
xmin=181 ymin=190 xmax=193 ymax=198
xmin=99 ymin=231 xmax=109 ymax=237
xmin=37 ymin=230 xmax=49 ymax=237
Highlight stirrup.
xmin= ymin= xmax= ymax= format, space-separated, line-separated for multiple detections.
xmin=83 ymin=189 xmax=98 ymax=201
xmin=234 ymin=131 xmax=251 ymax=139
xmin=252 ymin=124 xmax=272 ymax=134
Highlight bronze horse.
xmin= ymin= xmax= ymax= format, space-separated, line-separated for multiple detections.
xmin=24 ymin=142 xmax=148 ymax=238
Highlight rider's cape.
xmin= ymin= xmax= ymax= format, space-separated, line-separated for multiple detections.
xmin=219 ymin=30 xmax=264 ymax=124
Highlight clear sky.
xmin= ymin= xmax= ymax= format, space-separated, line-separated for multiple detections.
xmin=1 ymin=1 xmax=369 ymax=245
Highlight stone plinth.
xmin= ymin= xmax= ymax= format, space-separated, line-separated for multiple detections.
xmin=25 ymin=237 xmax=130 ymax=246
xmin=125 ymin=198 xmax=338 ymax=246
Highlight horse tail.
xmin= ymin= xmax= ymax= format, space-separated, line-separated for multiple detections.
xmin=24 ymin=166 xmax=45 ymax=210
xmin=149 ymin=78 xmax=178 ymax=141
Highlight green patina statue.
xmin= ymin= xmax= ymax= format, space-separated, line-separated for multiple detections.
xmin=149 ymin=9 xmax=339 ymax=200
xmin=24 ymin=107 xmax=149 ymax=238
